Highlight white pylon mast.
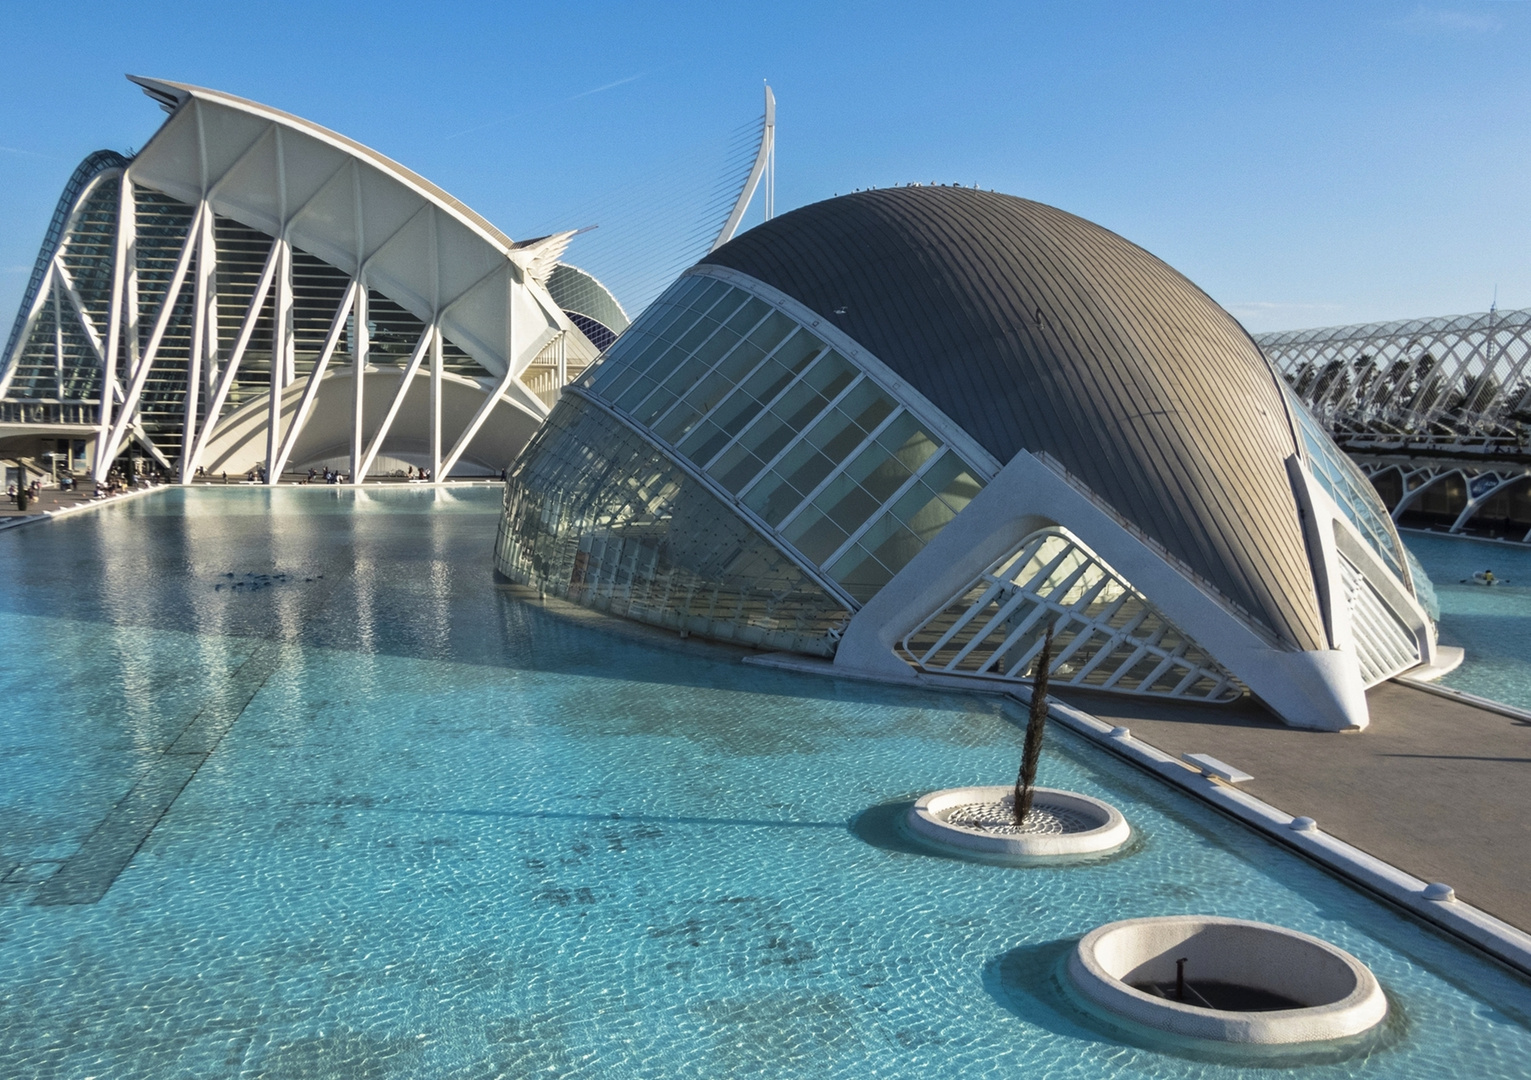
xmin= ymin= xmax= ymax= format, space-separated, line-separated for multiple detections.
xmin=712 ymin=83 xmax=775 ymax=251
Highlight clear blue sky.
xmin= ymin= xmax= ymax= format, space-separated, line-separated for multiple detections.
xmin=3 ymin=1 xmax=1530 ymax=331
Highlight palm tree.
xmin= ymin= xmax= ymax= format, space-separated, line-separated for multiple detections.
xmin=1013 ymin=623 xmax=1055 ymax=826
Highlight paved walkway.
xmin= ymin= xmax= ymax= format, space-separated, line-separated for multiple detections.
xmin=0 ymin=487 xmax=99 ymax=519
xmin=1054 ymin=681 xmax=1531 ymax=932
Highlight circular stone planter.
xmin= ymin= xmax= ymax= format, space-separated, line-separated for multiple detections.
xmin=1067 ymin=916 xmax=1387 ymax=1045
xmin=906 ymin=785 xmax=1129 ymax=860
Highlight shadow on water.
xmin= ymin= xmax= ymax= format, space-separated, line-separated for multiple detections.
xmin=982 ymin=939 xmax=1407 ymax=1069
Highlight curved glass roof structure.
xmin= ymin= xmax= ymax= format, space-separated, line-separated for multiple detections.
xmin=498 ymin=187 xmax=1441 ymax=730
xmin=1258 ymin=308 xmax=1531 ymax=443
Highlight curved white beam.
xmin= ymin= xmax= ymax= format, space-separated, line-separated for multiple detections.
xmin=711 ymin=84 xmax=775 ymax=252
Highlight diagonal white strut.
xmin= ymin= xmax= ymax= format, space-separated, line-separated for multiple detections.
xmin=356 ymin=324 xmax=434 ymax=481
xmin=269 ymin=278 xmax=360 ymax=481
xmin=102 ymin=202 xmax=206 ymax=469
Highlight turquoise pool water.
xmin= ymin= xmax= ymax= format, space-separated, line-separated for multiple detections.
xmin=1403 ymin=530 xmax=1531 ymax=712
xmin=1 ymin=487 xmax=1528 ymax=1078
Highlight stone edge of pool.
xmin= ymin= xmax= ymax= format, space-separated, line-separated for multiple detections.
xmin=745 ymin=651 xmax=1531 ymax=982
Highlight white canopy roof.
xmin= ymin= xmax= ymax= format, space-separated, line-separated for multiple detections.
xmin=127 ymin=76 xmax=588 ymax=384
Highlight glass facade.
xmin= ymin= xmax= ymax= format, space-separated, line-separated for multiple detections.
xmin=6 ymin=174 xmax=122 ymax=405
xmin=494 ymin=394 xmax=850 ymax=655
xmin=901 ymin=528 xmax=1241 ymax=702
xmin=578 ymin=272 xmax=985 ymax=604
xmin=1283 ymin=382 xmax=1410 ymax=582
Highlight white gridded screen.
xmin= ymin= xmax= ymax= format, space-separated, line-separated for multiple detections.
xmin=900 ymin=528 xmax=1241 ymax=702
xmin=1337 ymin=550 xmax=1421 ymax=686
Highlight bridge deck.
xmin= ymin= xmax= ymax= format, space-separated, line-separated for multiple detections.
xmin=1056 ymin=682 xmax=1531 ymax=933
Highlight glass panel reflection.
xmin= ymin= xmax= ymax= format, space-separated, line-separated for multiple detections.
xmin=496 ymin=394 xmax=850 ymax=655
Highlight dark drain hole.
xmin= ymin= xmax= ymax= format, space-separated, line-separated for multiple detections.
xmin=1131 ymin=981 xmax=1307 ymax=1012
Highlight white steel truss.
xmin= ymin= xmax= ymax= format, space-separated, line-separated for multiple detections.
xmin=1258 ymin=308 xmax=1531 ymax=444
xmin=1358 ymin=458 xmax=1531 ymax=542
xmin=899 ymin=527 xmax=1242 ymax=702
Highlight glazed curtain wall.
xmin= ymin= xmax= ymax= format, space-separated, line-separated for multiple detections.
xmin=577 ymin=272 xmax=985 ymax=605
xmin=495 ymin=393 xmax=850 ymax=655
xmin=1282 ymin=382 xmax=1409 ymax=582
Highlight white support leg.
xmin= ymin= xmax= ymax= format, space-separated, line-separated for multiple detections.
xmin=439 ymin=360 xmax=522 ymax=479
xmin=266 ymin=237 xmax=291 ymax=484
xmin=271 ymin=279 xmax=358 ymax=479
xmin=180 ymin=207 xmax=214 ymax=482
xmin=351 ymin=285 xmax=368 ymax=484
xmin=430 ymin=328 xmax=442 ymax=480
xmin=94 ymin=174 xmax=134 ymax=481
xmin=103 ymin=202 xmax=205 ymax=469
xmin=54 ymin=263 xmax=106 ymax=363
xmin=357 ymin=325 xmax=432 ymax=481
xmin=183 ymin=237 xmax=280 ymax=477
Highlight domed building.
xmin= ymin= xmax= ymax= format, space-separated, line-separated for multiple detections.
xmin=494 ymin=186 xmax=1440 ymax=730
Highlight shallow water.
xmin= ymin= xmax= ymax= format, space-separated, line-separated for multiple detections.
xmin=1 ymin=487 xmax=1528 ymax=1078
xmin=1402 ymin=530 xmax=1531 ymax=711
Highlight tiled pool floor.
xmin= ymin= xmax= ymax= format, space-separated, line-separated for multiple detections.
xmin=2 ymin=486 xmax=1529 ymax=1078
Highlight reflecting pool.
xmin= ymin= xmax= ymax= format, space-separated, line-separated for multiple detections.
xmin=1 ymin=488 xmax=1528 ymax=1078
xmin=1403 ymin=530 xmax=1531 ymax=712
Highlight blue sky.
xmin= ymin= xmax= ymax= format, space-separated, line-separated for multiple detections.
xmin=3 ymin=1 xmax=1530 ymax=330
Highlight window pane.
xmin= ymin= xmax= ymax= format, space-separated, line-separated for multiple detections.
xmin=774 ymin=327 xmax=824 ymax=371
xmin=746 ymin=310 xmax=797 ymax=356
xmin=830 ymin=543 xmax=901 ymax=604
xmin=724 ymin=296 xmax=771 ymax=336
xmin=888 ymin=477 xmax=958 ymax=544
xmin=711 ymin=442 xmax=770 ymax=493
xmin=652 ymin=401 xmax=704 ymax=445
xmin=677 ymin=420 xmax=730 ymax=465
xmin=782 ymin=505 xmax=850 ymax=565
xmin=831 ymin=379 xmax=897 ymax=436
xmin=681 ymin=341 xmax=767 ymax=418
xmin=685 ymin=278 xmax=732 ymax=314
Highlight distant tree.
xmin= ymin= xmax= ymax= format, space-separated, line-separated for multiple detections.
xmin=1013 ymin=623 xmax=1055 ymax=826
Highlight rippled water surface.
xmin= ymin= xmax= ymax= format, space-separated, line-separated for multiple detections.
xmin=2 ymin=487 xmax=1529 ymax=1078
xmin=1403 ymin=530 xmax=1531 ymax=712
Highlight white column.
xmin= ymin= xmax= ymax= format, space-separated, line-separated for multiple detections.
xmin=204 ymin=216 xmax=220 ymax=401
xmin=51 ymin=277 xmax=64 ymax=399
xmin=266 ymin=237 xmax=291 ymax=483
xmin=351 ymin=283 xmax=367 ymax=484
xmin=430 ymin=327 xmax=442 ymax=480
xmin=96 ymin=174 xmax=135 ymax=481
xmin=180 ymin=205 xmax=213 ymax=482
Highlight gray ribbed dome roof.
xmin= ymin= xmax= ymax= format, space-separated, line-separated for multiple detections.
xmin=702 ymin=187 xmax=1323 ymax=651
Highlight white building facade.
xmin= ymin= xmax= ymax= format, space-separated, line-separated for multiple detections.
xmin=0 ymin=77 xmax=622 ymax=484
